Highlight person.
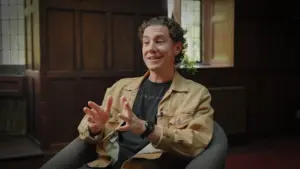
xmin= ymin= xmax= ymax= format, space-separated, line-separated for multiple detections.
xmin=40 ymin=16 xmax=214 ymax=169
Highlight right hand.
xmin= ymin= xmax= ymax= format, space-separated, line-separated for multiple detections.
xmin=83 ymin=96 xmax=113 ymax=134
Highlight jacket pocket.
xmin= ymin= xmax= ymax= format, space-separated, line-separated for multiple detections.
xmin=170 ymin=111 xmax=194 ymax=129
xmin=156 ymin=110 xmax=173 ymax=127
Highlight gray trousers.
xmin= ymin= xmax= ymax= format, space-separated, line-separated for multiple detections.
xmin=40 ymin=138 xmax=99 ymax=169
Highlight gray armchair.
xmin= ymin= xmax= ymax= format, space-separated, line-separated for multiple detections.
xmin=185 ymin=121 xmax=228 ymax=169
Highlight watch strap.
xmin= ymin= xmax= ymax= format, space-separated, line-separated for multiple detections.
xmin=141 ymin=121 xmax=155 ymax=139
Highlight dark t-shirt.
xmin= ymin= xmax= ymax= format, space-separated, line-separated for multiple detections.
xmin=115 ymin=78 xmax=171 ymax=167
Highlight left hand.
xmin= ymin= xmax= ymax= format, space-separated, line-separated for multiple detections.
xmin=117 ymin=96 xmax=146 ymax=135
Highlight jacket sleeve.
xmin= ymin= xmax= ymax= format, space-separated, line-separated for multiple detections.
xmin=152 ymin=87 xmax=214 ymax=157
xmin=77 ymin=87 xmax=112 ymax=144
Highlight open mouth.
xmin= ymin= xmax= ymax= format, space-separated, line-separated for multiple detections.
xmin=147 ymin=56 xmax=163 ymax=60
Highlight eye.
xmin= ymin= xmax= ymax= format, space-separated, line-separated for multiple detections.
xmin=156 ymin=40 xmax=164 ymax=44
xmin=143 ymin=41 xmax=149 ymax=45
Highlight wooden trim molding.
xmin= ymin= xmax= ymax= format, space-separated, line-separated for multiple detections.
xmin=0 ymin=75 xmax=24 ymax=97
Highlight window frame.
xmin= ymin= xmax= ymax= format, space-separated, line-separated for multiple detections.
xmin=170 ymin=0 xmax=234 ymax=69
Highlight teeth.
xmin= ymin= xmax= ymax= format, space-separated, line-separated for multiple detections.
xmin=149 ymin=57 xmax=160 ymax=59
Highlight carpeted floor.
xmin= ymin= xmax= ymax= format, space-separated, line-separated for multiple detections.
xmin=226 ymin=137 xmax=300 ymax=169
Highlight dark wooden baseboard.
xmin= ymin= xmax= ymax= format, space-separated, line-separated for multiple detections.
xmin=0 ymin=135 xmax=43 ymax=161
xmin=227 ymin=133 xmax=249 ymax=147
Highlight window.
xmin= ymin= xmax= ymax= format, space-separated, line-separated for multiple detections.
xmin=168 ymin=0 xmax=235 ymax=67
xmin=0 ymin=0 xmax=25 ymax=65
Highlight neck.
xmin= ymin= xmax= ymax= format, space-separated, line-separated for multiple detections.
xmin=148 ymin=66 xmax=175 ymax=83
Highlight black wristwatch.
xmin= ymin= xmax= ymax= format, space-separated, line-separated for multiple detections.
xmin=141 ymin=121 xmax=155 ymax=139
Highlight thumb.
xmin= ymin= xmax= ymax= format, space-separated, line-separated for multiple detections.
xmin=117 ymin=125 xmax=130 ymax=131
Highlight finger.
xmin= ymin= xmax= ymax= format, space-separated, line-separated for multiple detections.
xmin=83 ymin=107 xmax=97 ymax=118
xmin=91 ymin=109 xmax=100 ymax=119
xmin=118 ymin=124 xmax=130 ymax=131
xmin=121 ymin=96 xmax=127 ymax=103
xmin=124 ymin=101 xmax=132 ymax=117
xmin=105 ymin=95 xmax=113 ymax=114
xmin=118 ymin=114 xmax=131 ymax=123
xmin=88 ymin=122 xmax=98 ymax=129
xmin=120 ymin=97 xmax=132 ymax=118
xmin=120 ymin=96 xmax=131 ymax=111
xmin=88 ymin=101 xmax=105 ymax=114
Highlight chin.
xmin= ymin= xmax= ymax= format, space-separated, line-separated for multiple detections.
xmin=145 ymin=63 xmax=163 ymax=71
xmin=147 ymin=66 xmax=160 ymax=71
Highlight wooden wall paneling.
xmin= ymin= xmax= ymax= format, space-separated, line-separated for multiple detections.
xmin=26 ymin=76 xmax=35 ymax=136
xmin=80 ymin=11 xmax=107 ymax=71
xmin=209 ymin=86 xmax=246 ymax=135
xmin=44 ymin=0 xmax=79 ymax=9
xmin=0 ymin=76 xmax=24 ymax=97
xmin=25 ymin=71 xmax=42 ymax=144
xmin=111 ymin=13 xmax=135 ymax=72
xmin=106 ymin=12 xmax=113 ymax=72
xmin=134 ymin=15 xmax=145 ymax=74
xmin=0 ymin=76 xmax=26 ymax=135
xmin=46 ymin=78 xmax=78 ymax=144
xmin=138 ymin=0 xmax=167 ymax=15
xmin=47 ymin=9 xmax=76 ymax=72
xmin=34 ymin=74 xmax=43 ymax=144
xmin=79 ymin=0 xmax=136 ymax=13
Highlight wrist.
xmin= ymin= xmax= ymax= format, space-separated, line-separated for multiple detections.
xmin=88 ymin=127 xmax=102 ymax=136
xmin=140 ymin=120 xmax=155 ymax=139
xmin=138 ymin=120 xmax=146 ymax=135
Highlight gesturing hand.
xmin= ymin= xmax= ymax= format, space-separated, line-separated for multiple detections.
xmin=117 ymin=96 xmax=146 ymax=135
xmin=83 ymin=96 xmax=113 ymax=134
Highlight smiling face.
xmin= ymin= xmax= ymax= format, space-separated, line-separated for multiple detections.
xmin=142 ymin=25 xmax=182 ymax=72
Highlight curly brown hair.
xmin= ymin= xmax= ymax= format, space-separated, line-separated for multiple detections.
xmin=137 ymin=16 xmax=187 ymax=64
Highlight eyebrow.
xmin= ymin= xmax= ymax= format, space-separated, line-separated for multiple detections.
xmin=142 ymin=35 xmax=166 ymax=39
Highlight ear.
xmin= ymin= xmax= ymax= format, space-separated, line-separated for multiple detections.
xmin=174 ymin=42 xmax=182 ymax=55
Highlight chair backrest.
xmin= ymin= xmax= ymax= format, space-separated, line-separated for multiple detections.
xmin=185 ymin=121 xmax=228 ymax=169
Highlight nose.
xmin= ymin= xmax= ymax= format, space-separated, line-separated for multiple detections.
xmin=146 ymin=41 xmax=157 ymax=53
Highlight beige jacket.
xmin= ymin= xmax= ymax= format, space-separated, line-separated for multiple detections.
xmin=77 ymin=70 xmax=214 ymax=169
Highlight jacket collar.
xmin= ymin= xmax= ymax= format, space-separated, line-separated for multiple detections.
xmin=124 ymin=70 xmax=188 ymax=93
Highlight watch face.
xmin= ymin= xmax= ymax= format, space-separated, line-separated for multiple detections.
xmin=141 ymin=121 xmax=155 ymax=138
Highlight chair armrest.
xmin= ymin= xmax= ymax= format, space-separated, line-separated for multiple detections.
xmin=185 ymin=121 xmax=228 ymax=169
